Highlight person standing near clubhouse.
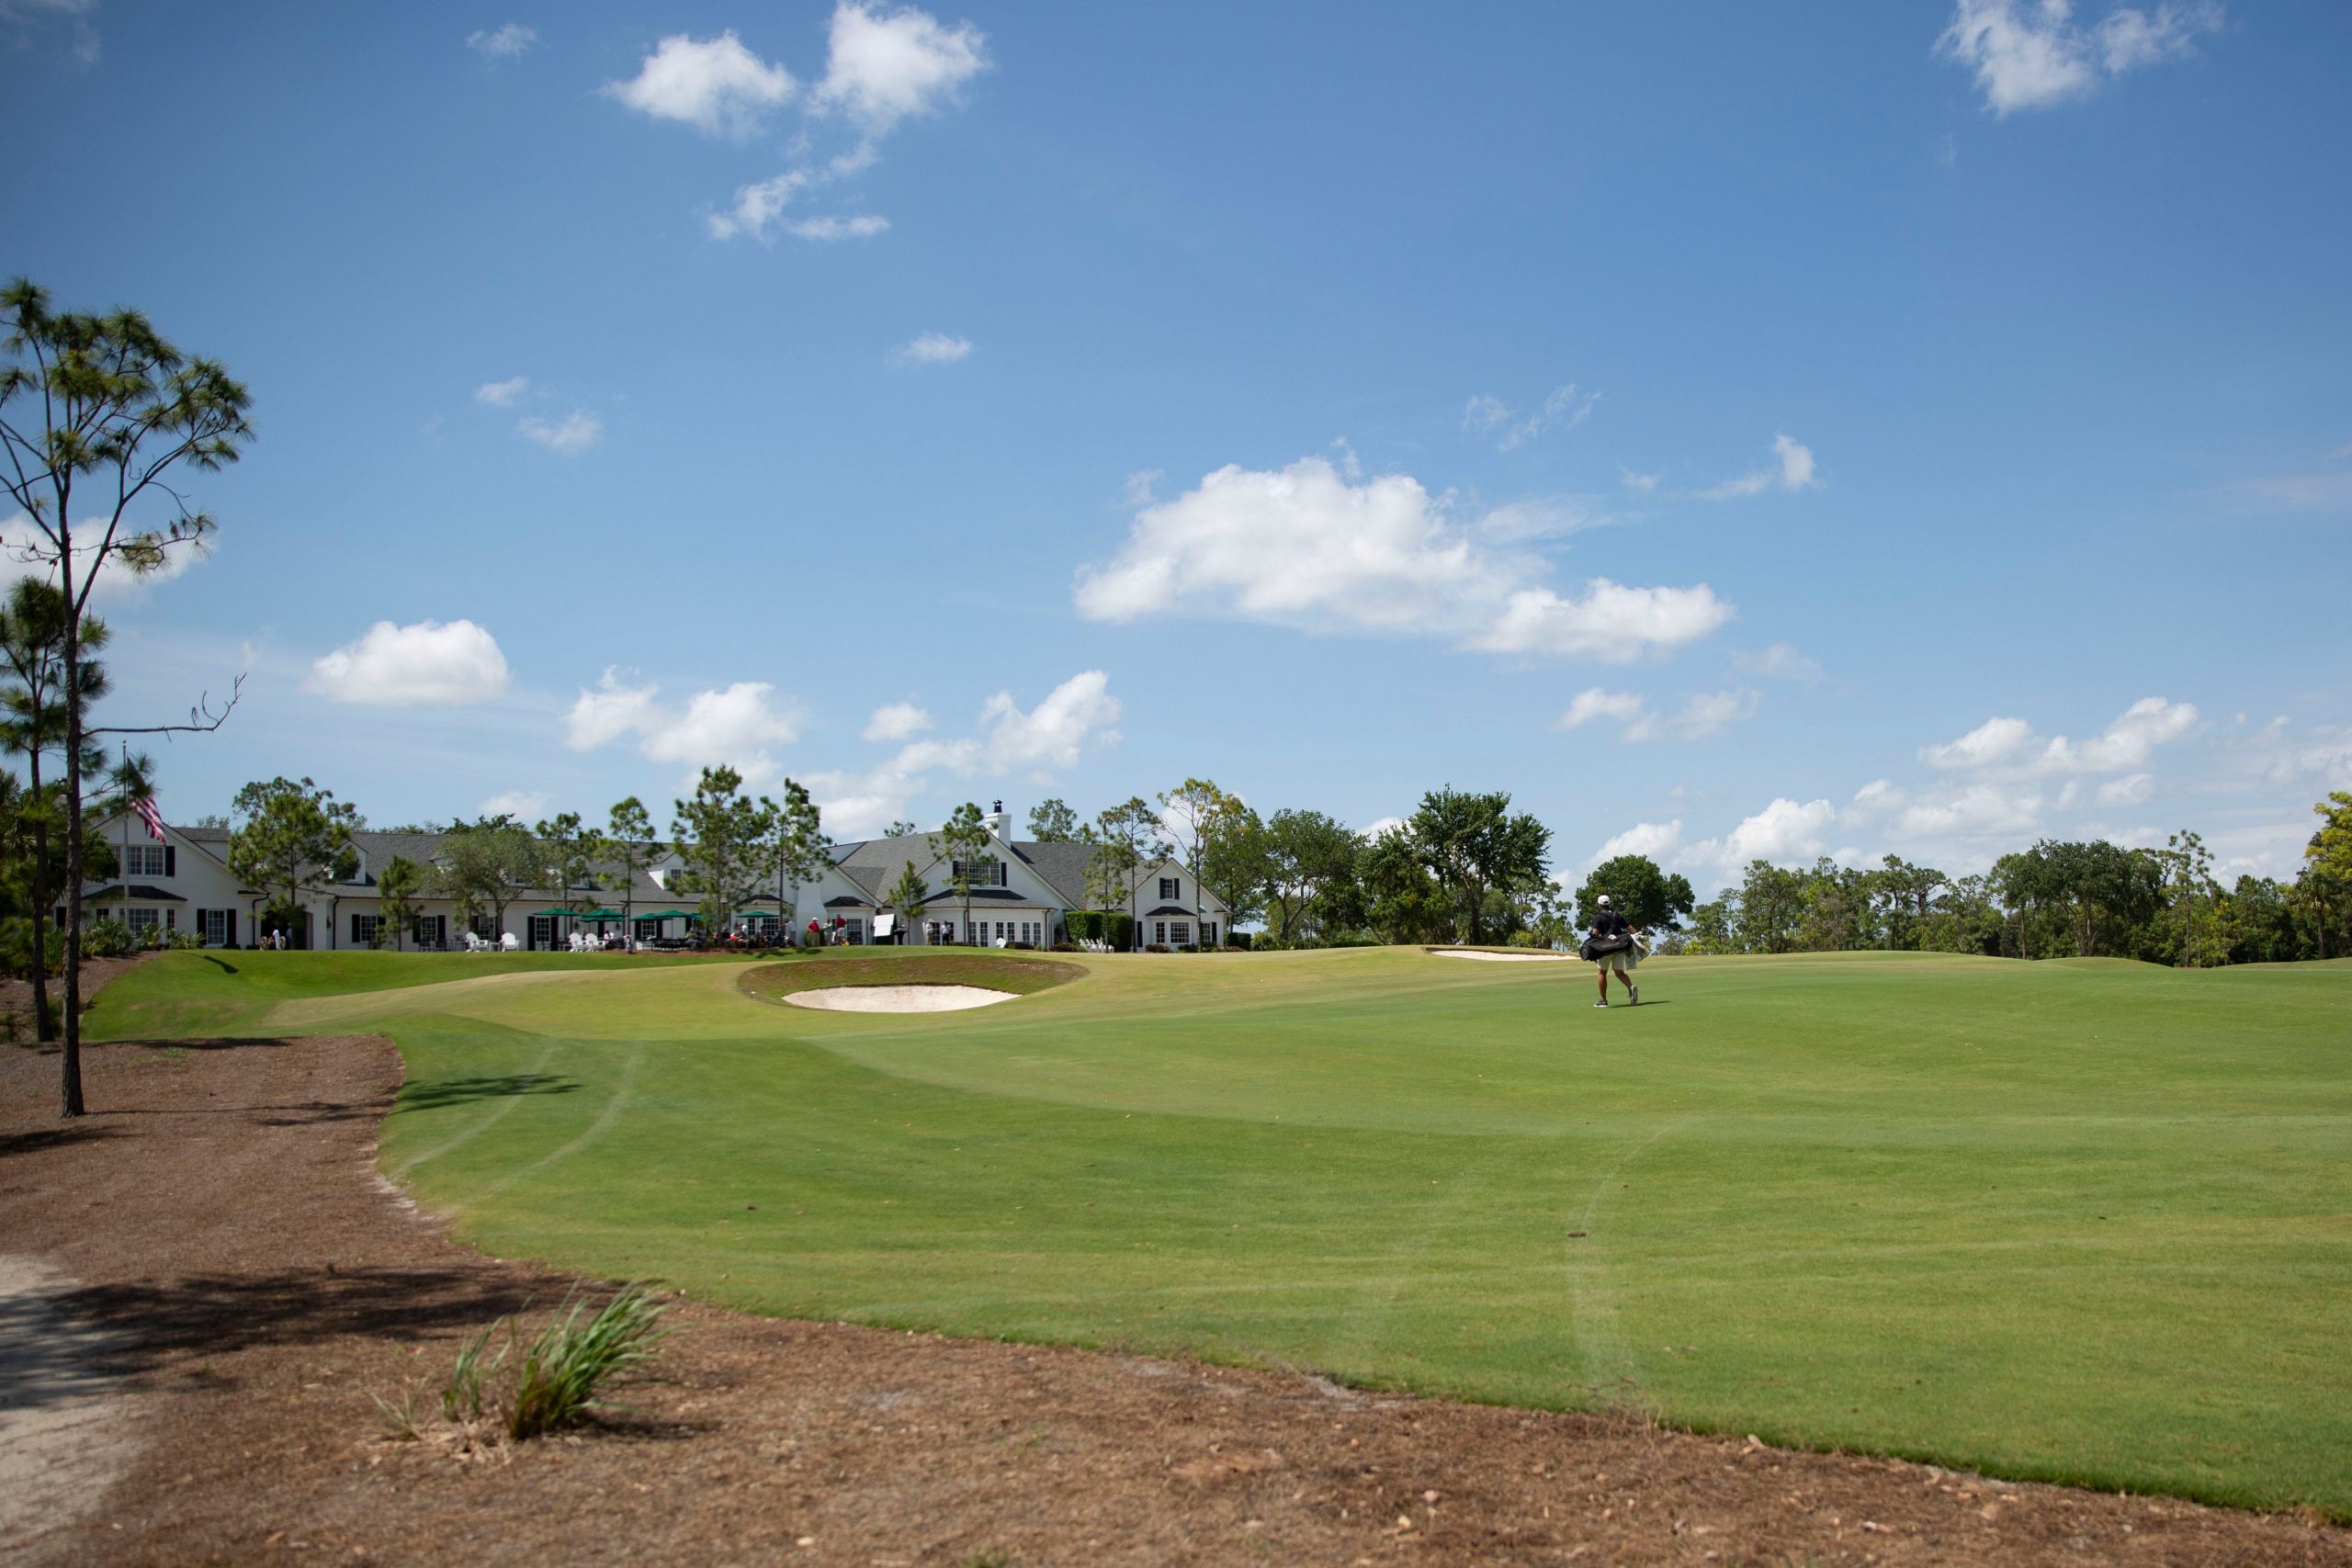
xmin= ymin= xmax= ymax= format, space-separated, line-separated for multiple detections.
xmin=1589 ymin=895 xmax=1639 ymax=1009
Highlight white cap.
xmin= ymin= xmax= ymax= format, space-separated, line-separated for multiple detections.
xmin=1597 ymin=894 xmax=1611 ymax=906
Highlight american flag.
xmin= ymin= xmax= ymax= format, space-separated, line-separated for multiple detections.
xmin=132 ymin=795 xmax=166 ymax=844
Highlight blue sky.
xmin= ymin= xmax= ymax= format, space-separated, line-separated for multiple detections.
xmin=5 ymin=0 xmax=2346 ymax=889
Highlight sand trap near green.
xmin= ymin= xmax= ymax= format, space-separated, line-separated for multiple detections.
xmin=91 ymin=946 xmax=2352 ymax=1517
xmin=784 ymin=984 xmax=1014 ymax=1012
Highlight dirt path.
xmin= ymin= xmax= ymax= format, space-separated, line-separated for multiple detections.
xmin=2 ymin=1035 xmax=2346 ymax=1566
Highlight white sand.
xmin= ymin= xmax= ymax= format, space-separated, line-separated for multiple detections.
xmin=1428 ymin=949 xmax=1581 ymax=963
xmin=0 ymin=1257 xmax=137 ymax=1566
xmin=783 ymin=985 xmax=1018 ymax=1013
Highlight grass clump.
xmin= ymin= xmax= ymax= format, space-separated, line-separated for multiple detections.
xmin=379 ymin=1282 xmax=670 ymax=1450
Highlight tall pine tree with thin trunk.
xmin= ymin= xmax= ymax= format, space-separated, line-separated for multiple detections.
xmin=2 ymin=280 xmax=250 ymax=1115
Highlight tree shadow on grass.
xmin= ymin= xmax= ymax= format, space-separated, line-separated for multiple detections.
xmin=393 ymin=1073 xmax=580 ymax=1115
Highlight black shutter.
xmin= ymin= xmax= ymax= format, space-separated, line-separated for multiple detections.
xmin=228 ymin=910 xmax=238 ymax=947
xmin=165 ymin=845 xmax=176 ymax=876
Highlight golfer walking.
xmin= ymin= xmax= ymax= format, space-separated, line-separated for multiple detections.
xmin=1588 ymin=895 xmax=1639 ymax=1009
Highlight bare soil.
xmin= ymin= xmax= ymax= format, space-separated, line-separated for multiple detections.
xmin=3 ymin=1032 xmax=2347 ymax=1567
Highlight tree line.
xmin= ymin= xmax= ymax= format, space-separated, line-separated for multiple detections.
xmin=1668 ymin=807 xmax=2351 ymax=965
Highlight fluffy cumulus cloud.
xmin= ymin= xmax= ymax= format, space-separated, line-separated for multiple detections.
xmin=616 ymin=5 xmax=986 ymax=243
xmin=892 ymin=333 xmax=972 ymax=365
xmin=862 ymin=700 xmax=933 ymax=743
xmin=604 ymin=30 xmax=797 ymax=137
xmin=1474 ymin=581 xmax=1734 ymax=661
xmin=1074 ymin=456 xmax=1731 ymax=663
xmin=479 ymin=788 xmax=549 ymax=819
xmin=466 ymin=23 xmax=536 ymax=61
xmin=808 ymin=671 xmax=1119 ymax=839
xmin=1590 ymin=818 xmax=1686 ymax=867
xmin=1695 ymin=434 xmax=1818 ymax=501
xmin=1920 ymin=697 xmax=2197 ymax=776
xmin=0 ymin=512 xmax=207 ymax=600
xmin=1938 ymin=0 xmax=2223 ymax=115
xmin=518 ymin=410 xmax=602 ymax=454
xmin=814 ymin=1 xmax=990 ymax=130
xmin=566 ymin=668 xmax=801 ymax=785
xmin=307 ymin=619 xmax=512 ymax=706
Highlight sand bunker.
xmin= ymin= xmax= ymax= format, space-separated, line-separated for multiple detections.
xmin=783 ymin=984 xmax=1017 ymax=1013
xmin=1429 ymin=948 xmax=1581 ymax=963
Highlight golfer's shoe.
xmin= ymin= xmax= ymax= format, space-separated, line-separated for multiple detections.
xmin=1592 ymin=999 xmax=1608 ymax=1008
xmin=1630 ymin=985 xmax=1639 ymax=1005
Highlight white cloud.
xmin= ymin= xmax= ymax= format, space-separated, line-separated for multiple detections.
xmin=1558 ymin=689 xmax=1646 ymax=730
xmin=1695 ymin=433 xmax=1818 ymax=501
xmin=813 ymin=1 xmax=990 ymax=132
xmin=1474 ymin=497 xmax=1615 ymax=544
xmin=518 ymin=410 xmax=602 ymax=454
xmin=1619 ymin=468 xmax=1659 ymax=494
xmin=2040 ymin=696 xmax=2198 ymax=772
xmin=2097 ymin=772 xmax=2154 ymax=807
xmin=1074 ymin=457 xmax=1498 ymax=632
xmin=1075 ymin=455 xmax=1730 ymax=664
xmin=863 ymin=701 xmax=933 ymax=742
xmin=1849 ymin=779 xmax=1905 ymax=816
xmin=1560 ymin=687 xmax=1757 ymax=742
xmin=1591 ymin=819 xmax=1685 ymax=866
xmin=565 ymin=668 xmax=802 ymax=784
xmin=893 ymin=333 xmax=972 ymax=365
xmin=707 ymin=170 xmax=810 ymax=241
xmin=1122 ymin=469 xmax=1163 ymax=507
xmin=306 ymin=619 xmax=512 ymax=707
xmin=479 ymin=788 xmax=549 ymax=820
xmin=1359 ymin=816 xmax=1407 ymax=840
xmin=1464 ymin=384 xmax=1600 ymax=452
xmin=1938 ymin=0 xmax=2222 ymax=116
xmin=1892 ymin=782 xmax=2044 ymax=840
xmin=1927 ymin=697 xmax=2198 ymax=779
xmin=785 ymin=214 xmax=889 ymax=241
xmin=1674 ymin=689 xmax=1760 ymax=739
xmin=808 ymin=671 xmax=1118 ymax=837
xmin=1474 ymin=581 xmax=1734 ymax=661
xmin=473 ymin=376 xmax=528 ymax=407
xmin=1702 ymin=797 xmax=1838 ymax=870
xmin=605 ymin=30 xmax=797 ymax=137
xmin=1922 ymin=715 xmax=2035 ymax=770
xmin=1733 ymin=642 xmax=1823 ymax=681
xmin=0 ymin=512 xmax=207 ymax=601
xmin=466 ymin=23 xmax=536 ymax=60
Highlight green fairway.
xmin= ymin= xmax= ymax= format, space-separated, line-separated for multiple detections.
xmin=94 ymin=946 xmax=2352 ymax=1516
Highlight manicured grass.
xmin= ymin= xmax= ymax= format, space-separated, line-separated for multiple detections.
xmin=94 ymin=946 xmax=2352 ymax=1516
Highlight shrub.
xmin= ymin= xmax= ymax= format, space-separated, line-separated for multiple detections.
xmin=1175 ymin=943 xmax=1197 ymax=953
xmin=1008 ymin=941 xmax=1035 ymax=951
xmin=1050 ymin=942 xmax=1081 ymax=953
xmin=1224 ymin=931 xmax=1252 ymax=951
xmin=1144 ymin=942 xmax=1170 ymax=953
xmin=81 ymin=917 xmax=134 ymax=958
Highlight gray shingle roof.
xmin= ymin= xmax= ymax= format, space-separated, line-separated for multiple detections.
xmin=167 ymin=824 xmax=673 ymax=899
xmin=1007 ymin=839 xmax=1095 ymax=906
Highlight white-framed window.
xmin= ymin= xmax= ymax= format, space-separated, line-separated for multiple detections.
xmin=1203 ymin=921 xmax=1217 ymax=948
xmin=845 ymin=918 xmax=866 ymax=944
xmin=351 ymin=914 xmax=382 ymax=947
xmin=1153 ymin=920 xmax=1167 ymax=945
xmin=528 ymin=916 xmax=555 ymax=950
xmin=199 ymin=908 xmax=231 ymax=947
xmin=413 ymin=915 xmax=447 ymax=948
xmin=1171 ymin=921 xmax=1192 ymax=946
xmin=470 ymin=914 xmax=497 ymax=940
xmin=1159 ymin=876 xmax=1179 ymax=900
xmin=123 ymin=843 xmax=170 ymax=878
xmin=126 ymin=908 xmax=161 ymax=931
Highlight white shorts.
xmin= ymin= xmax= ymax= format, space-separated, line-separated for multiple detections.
xmin=1595 ymin=950 xmax=1630 ymax=975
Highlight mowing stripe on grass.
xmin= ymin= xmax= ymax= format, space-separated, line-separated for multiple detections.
xmin=390 ymin=1032 xmax=568 ymax=1182
xmin=471 ymin=1042 xmax=646 ymax=1201
xmin=1565 ymin=1113 xmax=1709 ymax=1412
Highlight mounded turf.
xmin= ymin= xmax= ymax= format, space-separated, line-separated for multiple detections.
xmin=91 ymin=946 xmax=2352 ymax=1516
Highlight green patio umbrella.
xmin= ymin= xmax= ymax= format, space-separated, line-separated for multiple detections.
xmin=526 ymin=908 xmax=573 ymax=917
xmin=573 ymin=908 xmax=624 ymax=922
xmin=639 ymin=909 xmax=696 ymax=920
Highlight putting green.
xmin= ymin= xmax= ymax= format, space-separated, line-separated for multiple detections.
xmin=92 ymin=946 xmax=2352 ymax=1516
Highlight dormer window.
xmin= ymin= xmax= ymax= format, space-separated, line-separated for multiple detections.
xmin=122 ymin=843 xmax=172 ymax=879
xmin=953 ymin=860 xmax=1007 ymax=887
xmin=1159 ymin=875 xmax=1180 ymax=900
